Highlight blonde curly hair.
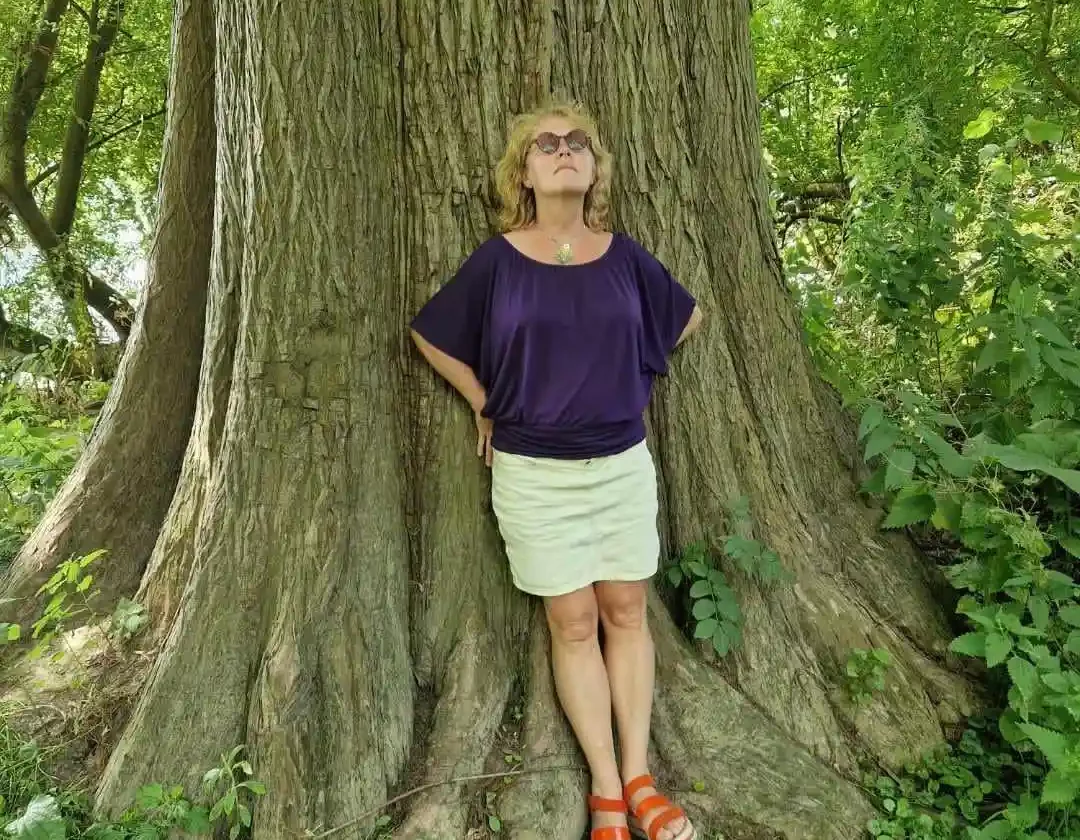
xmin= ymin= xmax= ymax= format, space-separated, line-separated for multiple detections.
xmin=494 ymin=101 xmax=613 ymax=232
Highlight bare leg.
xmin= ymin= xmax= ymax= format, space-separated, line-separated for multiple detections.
xmin=596 ymin=580 xmax=693 ymax=840
xmin=545 ymin=585 xmax=627 ymax=834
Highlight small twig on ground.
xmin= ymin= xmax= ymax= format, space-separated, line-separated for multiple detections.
xmin=304 ymin=763 xmax=585 ymax=840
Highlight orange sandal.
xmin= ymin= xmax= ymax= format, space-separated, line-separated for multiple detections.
xmin=587 ymin=793 xmax=631 ymax=840
xmin=623 ymin=775 xmax=694 ymax=840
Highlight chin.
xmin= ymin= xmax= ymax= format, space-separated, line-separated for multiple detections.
xmin=542 ymin=181 xmax=590 ymax=198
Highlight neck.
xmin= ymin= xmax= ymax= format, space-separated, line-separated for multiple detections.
xmin=533 ymin=195 xmax=588 ymax=237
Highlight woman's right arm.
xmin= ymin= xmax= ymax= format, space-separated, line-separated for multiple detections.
xmin=410 ymin=330 xmax=486 ymax=414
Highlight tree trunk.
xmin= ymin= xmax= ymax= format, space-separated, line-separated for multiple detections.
xmin=0 ymin=0 xmax=215 ymax=637
xmin=24 ymin=2 xmax=975 ymax=839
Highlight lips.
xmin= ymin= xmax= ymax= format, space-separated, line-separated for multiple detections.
xmin=555 ymin=164 xmax=576 ymax=173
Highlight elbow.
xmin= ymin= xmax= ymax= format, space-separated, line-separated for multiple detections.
xmin=687 ymin=305 xmax=704 ymax=336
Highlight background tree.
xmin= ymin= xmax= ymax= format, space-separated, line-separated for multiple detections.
xmin=0 ymin=0 xmax=168 ymax=359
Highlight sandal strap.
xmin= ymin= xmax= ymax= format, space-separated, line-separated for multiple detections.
xmin=645 ymin=806 xmax=687 ymax=840
xmin=588 ymin=794 xmax=629 ymax=813
xmin=623 ymin=774 xmax=655 ymax=801
xmin=631 ymin=794 xmax=669 ymax=819
xmin=591 ymin=828 xmax=631 ymax=840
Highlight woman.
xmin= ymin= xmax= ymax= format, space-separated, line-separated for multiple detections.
xmin=410 ymin=101 xmax=703 ymax=840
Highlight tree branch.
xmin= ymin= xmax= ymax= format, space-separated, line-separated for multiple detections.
xmin=51 ymin=0 xmax=125 ymax=237
xmin=1 ymin=180 xmax=134 ymax=339
xmin=2 ymin=0 xmax=71 ymax=189
xmin=761 ymin=63 xmax=856 ymax=104
xmin=28 ymin=106 xmax=164 ymax=190
xmin=779 ymin=210 xmax=844 ymax=226
xmin=1034 ymin=58 xmax=1080 ymax=106
xmin=0 ymin=303 xmax=54 ymax=356
xmin=69 ymin=1 xmax=92 ymax=25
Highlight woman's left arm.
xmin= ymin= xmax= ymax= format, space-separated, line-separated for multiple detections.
xmin=675 ymin=305 xmax=704 ymax=347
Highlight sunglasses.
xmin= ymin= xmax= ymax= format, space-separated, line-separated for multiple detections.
xmin=531 ymin=129 xmax=591 ymax=154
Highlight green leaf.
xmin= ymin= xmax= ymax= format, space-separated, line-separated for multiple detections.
xmin=973 ymin=442 xmax=1080 ymax=492
xmin=694 ymin=618 xmax=718 ymax=640
xmin=1058 ymin=604 xmax=1080 ymax=628
xmin=1023 ymin=117 xmax=1064 ymax=145
xmin=135 ymin=784 xmax=165 ymax=811
xmin=1060 ymin=537 xmax=1080 ymax=559
xmin=1006 ymin=794 xmax=1039 ymax=830
xmin=1040 ymin=767 xmax=1079 ymax=804
xmin=1028 ymin=595 xmax=1050 ymax=630
xmin=180 ymin=807 xmax=212 ymax=835
xmin=1030 ymin=316 xmax=1072 ymax=348
xmin=865 ymin=422 xmax=900 ymax=460
xmin=666 ymin=566 xmax=683 ymax=587
xmin=976 ymin=336 xmax=1011 ymax=372
xmin=985 ymin=632 xmax=1012 ymax=667
xmin=1050 ymin=163 xmax=1080 ymax=183
xmin=964 ymin=109 xmax=998 ymax=139
xmin=692 ymin=599 xmax=716 ymax=620
xmin=920 ymin=429 xmax=974 ymax=478
xmin=1042 ymin=345 xmax=1080 ymax=388
xmin=884 ymin=448 xmax=916 ymax=490
xmin=686 ymin=560 xmax=708 ymax=578
xmin=712 ymin=624 xmax=732 ymax=657
xmin=1018 ymin=722 xmax=1069 ymax=767
xmin=688 ymin=580 xmax=710 ymax=598
xmin=858 ymin=402 xmax=885 ymax=441
xmin=1007 ymin=656 xmax=1039 ymax=701
xmin=488 ymin=815 xmax=502 ymax=833
xmin=932 ymin=494 xmax=963 ymax=531
xmin=882 ymin=490 xmax=936 ymax=529
xmin=950 ymin=632 xmax=986 ymax=657
xmin=4 ymin=795 xmax=66 ymax=840
xmin=1065 ymin=630 xmax=1080 ymax=656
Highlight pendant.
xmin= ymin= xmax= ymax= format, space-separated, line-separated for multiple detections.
xmin=555 ymin=242 xmax=573 ymax=264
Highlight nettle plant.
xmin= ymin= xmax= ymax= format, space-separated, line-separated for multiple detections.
xmin=667 ymin=497 xmax=788 ymax=657
xmin=0 ymin=549 xmax=148 ymax=662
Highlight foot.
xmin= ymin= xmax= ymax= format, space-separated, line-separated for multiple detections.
xmin=624 ymin=774 xmax=694 ymax=840
xmin=589 ymin=787 xmax=631 ymax=840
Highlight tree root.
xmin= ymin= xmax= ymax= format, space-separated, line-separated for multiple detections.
xmin=394 ymin=632 xmax=514 ymax=840
xmin=498 ymin=611 xmax=588 ymax=840
xmin=648 ymin=595 xmax=876 ymax=840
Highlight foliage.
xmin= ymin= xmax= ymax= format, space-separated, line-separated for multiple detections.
xmin=0 ymin=725 xmax=266 ymax=840
xmin=846 ymin=648 xmax=894 ymax=706
xmin=786 ymin=94 xmax=1079 ymax=840
xmin=668 ymin=497 xmax=788 ymax=657
xmin=0 ymin=378 xmax=100 ymax=566
xmin=864 ymin=718 xmax=1056 ymax=839
xmin=757 ymin=0 xmax=1079 ymax=831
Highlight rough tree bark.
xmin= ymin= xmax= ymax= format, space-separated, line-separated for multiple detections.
xmin=0 ymin=0 xmax=215 ymax=637
xmin=9 ymin=2 xmax=976 ymax=839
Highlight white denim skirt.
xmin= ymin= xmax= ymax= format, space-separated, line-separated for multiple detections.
xmin=490 ymin=440 xmax=660 ymax=597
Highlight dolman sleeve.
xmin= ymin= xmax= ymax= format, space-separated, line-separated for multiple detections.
xmin=410 ymin=243 xmax=493 ymax=372
xmin=632 ymin=240 xmax=697 ymax=375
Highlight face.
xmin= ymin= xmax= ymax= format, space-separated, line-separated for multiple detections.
xmin=522 ymin=117 xmax=596 ymax=200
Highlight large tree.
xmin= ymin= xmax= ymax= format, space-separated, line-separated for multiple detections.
xmin=3 ymin=2 xmax=979 ymax=838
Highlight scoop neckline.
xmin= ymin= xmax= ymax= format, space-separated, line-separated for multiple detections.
xmin=499 ymin=231 xmax=620 ymax=268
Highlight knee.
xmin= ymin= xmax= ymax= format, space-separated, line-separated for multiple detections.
xmin=598 ymin=592 xmax=647 ymax=632
xmin=546 ymin=603 xmax=599 ymax=644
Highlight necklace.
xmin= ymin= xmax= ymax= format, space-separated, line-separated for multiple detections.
xmin=545 ymin=231 xmax=586 ymax=265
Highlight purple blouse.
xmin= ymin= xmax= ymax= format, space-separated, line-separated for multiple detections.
xmin=410 ymin=233 xmax=696 ymax=459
